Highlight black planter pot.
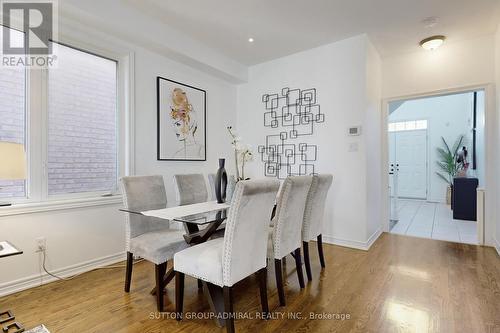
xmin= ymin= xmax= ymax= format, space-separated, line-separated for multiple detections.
xmin=215 ymin=158 xmax=228 ymax=204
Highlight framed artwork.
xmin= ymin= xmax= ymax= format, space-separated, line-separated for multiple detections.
xmin=157 ymin=76 xmax=207 ymax=161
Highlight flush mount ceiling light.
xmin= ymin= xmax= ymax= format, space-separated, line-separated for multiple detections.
xmin=248 ymin=37 xmax=254 ymax=43
xmin=420 ymin=35 xmax=445 ymax=50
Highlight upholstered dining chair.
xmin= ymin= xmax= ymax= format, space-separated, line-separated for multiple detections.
xmin=174 ymin=173 xmax=210 ymax=236
xmin=174 ymin=179 xmax=280 ymax=333
xmin=121 ymin=175 xmax=188 ymax=312
xmin=268 ymin=175 xmax=312 ymax=306
xmin=174 ymin=174 xmax=209 ymax=205
xmin=302 ymin=174 xmax=333 ymax=281
xmin=174 ymin=173 xmax=221 ymax=290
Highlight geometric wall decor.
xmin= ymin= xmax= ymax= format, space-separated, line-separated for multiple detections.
xmin=258 ymin=87 xmax=325 ymax=179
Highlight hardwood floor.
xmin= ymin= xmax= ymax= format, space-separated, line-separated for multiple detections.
xmin=1 ymin=233 xmax=499 ymax=333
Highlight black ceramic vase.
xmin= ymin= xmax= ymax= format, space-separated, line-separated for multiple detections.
xmin=215 ymin=158 xmax=228 ymax=204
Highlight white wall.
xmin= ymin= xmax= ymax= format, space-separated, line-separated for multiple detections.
xmin=495 ymin=25 xmax=500 ymax=254
xmin=133 ymin=48 xmax=236 ymax=201
xmin=389 ymin=92 xmax=479 ymax=203
xmin=237 ymin=35 xmax=382 ymax=249
xmin=0 ymin=205 xmax=124 ymax=294
xmin=365 ymin=40 xmax=383 ymax=239
xmin=0 ymin=17 xmax=237 ymax=295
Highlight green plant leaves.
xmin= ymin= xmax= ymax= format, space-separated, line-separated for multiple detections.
xmin=435 ymin=135 xmax=464 ymax=186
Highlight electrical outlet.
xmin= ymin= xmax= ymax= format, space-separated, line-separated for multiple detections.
xmin=36 ymin=237 xmax=46 ymax=252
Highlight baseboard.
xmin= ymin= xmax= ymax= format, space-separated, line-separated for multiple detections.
xmin=323 ymin=228 xmax=382 ymax=251
xmin=366 ymin=228 xmax=383 ymax=249
xmin=494 ymin=237 xmax=500 ymax=257
xmin=0 ymin=252 xmax=126 ymax=297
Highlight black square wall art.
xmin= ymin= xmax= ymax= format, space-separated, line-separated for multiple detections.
xmin=259 ymin=87 xmax=324 ymax=179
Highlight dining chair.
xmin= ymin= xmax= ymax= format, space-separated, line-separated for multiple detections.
xmin=302 ymin=174 xmax=333 ymax=281
xmin=121 ymin=175 xmax=188 ymax=312
xmin=174 ymin=173 xmax=222 ymax=290
xmin=174 ymin=173 xmax=210 ymax=234
xmin=174 ymin=179 xmax=280 ymax=333
xmin=173 ymin=174 xmax=209 ymax=205
xmin=268 ymin=175 xmax=312 ymax=306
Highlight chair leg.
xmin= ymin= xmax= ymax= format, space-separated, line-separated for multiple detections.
xmin=223 ymin=286 xmax=235 ymax=333
xmin=175 ymin=271 xmax=185 ymax=321
xmin=124 ymin=252 xmax=133 ymax=292
xmin=256 ymin=267 xmax=269 ymax=318
xmin=274 ymin=259 xmax=286 ymax=306
xmin=317 ymin=234 xmax=326 ymax=268
xmin=294 ymin=248 xmax=305 ymax=289
xmin=155 ymin=262 xmax=167 ymax=312
xmin=303 ymin=241 xmax=312 ymax=281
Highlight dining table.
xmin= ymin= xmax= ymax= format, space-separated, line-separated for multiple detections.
xmin=120 ymin=201 xmax=231 ymax=327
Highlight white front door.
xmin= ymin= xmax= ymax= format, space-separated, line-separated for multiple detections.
xmin=388 ymin=132 xmax=396 ymax=198
xmin=391 ymin=129 xmax=428 ymax=199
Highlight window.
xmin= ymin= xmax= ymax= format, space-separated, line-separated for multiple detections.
xmin=0 ymin=28 xmax=26 ymax=199
xmin=48 ymin=44 xmax=117 ymax=195
xmin=388 ymin=120 xmax=428 ymax=132
xmin=0 ymin=30 xmax=119 ymax=202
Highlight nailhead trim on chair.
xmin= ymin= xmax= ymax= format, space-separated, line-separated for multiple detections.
xmin=183 ymin=271 xmax=223 ymax=287
xmin=302 ymin=175 xmax=319 ymax=242
xmin=120 ymin=180 xmax=132 ymax=252
xmin=222 ymin=181 xmax=245 ymax=286
xmin=301 ymin=175 xmax=333 ymax=242
xmin=272 ymin=178 xmax=293 ymax=259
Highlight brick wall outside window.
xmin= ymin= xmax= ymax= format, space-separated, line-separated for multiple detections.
xmin=48 ymin=44 xmax=117 ymax=195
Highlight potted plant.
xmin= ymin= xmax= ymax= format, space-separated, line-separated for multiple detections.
xmin=436 ymin=135 xmax=464 ymax=206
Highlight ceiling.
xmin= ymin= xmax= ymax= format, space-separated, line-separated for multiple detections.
xmin=123 ymin=0 xmax=500 ymax=66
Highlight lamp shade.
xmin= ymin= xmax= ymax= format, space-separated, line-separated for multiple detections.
xmin=0 ymin=142 xmax=27 ymax=180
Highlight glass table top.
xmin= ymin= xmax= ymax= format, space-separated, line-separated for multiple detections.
xmin=173 ymin=210 xmax=227 ymax=224
xmin=119 ymin=201 xmax=230 ymax=225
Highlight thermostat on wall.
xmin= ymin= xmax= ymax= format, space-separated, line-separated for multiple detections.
xmin=348 ymin=126 xmax=361 ymax=136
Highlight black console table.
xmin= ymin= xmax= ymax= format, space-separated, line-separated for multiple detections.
xmin=452 ymin=177 xmax=479 ymax=221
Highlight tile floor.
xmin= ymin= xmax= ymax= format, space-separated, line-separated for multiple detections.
xmin=390 ymin=199 xmax=478 ymax=244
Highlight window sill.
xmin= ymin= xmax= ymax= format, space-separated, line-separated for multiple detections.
xmin=0 ymin=195 xmax=123 ymax=217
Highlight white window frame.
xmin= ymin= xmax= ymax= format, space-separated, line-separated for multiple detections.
xmin=388 ymin=119 xmax=428 ymax=132
xmin=1 ymin=33 xmax=134 ymax=212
